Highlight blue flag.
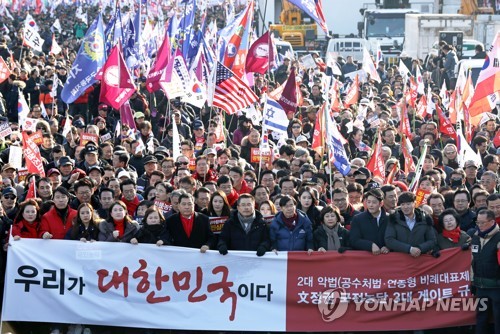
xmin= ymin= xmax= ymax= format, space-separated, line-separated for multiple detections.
xmin=327 ymin=117 xmax=351 ymax=176
xmin=61 ymin=14 xmax=105 ymax=104
xmin=287 ymin=0 xmax=329 ymax=34
xmin=104 ymin=14 xmax=117 ymax=56
xmin=123 ymin=18 xmax=139 ymax=69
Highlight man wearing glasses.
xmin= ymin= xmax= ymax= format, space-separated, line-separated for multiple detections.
xmin=1 ymin=187 xmax=17 ymax=220
xmin=332 ymin=187 xmax=360 ymax=230
xmin=453 ymin=189 xmax=477 ymax=232
xmin=470 ymin=209 xmax=500 ymax=334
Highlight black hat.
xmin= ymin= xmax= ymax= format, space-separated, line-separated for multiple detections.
xmin=73 ymin=119 xmax=85 ymax=129
xmin=353 ymin=167 xmax=372 ymax=179
xmin=85 ymin=144 xmax=99 ymax=155
xmin=143 ymin=155 xmax=158 ymax=165
xmin=193 ymin=120 xmax=204 ymax=129
xmin=87 ymin=165 xmax=104 ymax=175
xmin=59 ymin=156 xmax=74 ymax=166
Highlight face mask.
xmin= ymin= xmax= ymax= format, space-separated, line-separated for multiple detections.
xmin=356 ymin=179 xmax=367 ymax=186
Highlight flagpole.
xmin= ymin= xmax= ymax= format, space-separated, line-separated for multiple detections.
xmin=324 ymin=77 xmax=335 ymax=203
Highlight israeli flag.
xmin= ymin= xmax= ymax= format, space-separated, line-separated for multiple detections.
xmin=263 ymin=96 xmax=289 ymax=136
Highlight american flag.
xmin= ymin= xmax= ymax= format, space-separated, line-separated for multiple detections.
xmin=213 ymin=62 xmax=258 ymax=115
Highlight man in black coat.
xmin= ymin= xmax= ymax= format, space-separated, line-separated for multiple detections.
xmin=166 ymin=193 xmax=214 ymax=251
xmin=350 ymin=189 xmax=390 ymax=255
xmin=217 ymin=194 xmax=270 ymax=256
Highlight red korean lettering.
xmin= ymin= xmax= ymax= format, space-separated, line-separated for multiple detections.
xmin=207 ymin=266 xmax=237 ymax=321
xmin=132 ymin=259 xmax=150 ymax=294
xmin=173 ymin=270 xmax=191 ymax=291
xmin=187 ymin=266 xmax=207 ymax=303
xmin=146 ymin=266 xmax=171 ymax=304
xmin=97 ymin=267 xmax=130 ymax=298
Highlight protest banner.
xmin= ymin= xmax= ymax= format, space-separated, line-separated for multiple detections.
xmin=29 ymin=130 xmax=43 ymax=146
xmin=8 ymin=146 xmax=23 ymax=169
xmin=22 ymin=132 xmax=45 ymax=177
xmin=17 ymin=167 xmax=29 ymax=182
xmin=153 ymin=200 xmax=172 ymax=215
xmin=80 ymin=133 xmax=99 ymax=146
xmin=415 ymin=188 xmax=431 ymax=207
xmin=209 ymin=216 xmax=228 ymax=234
xmin=0 ymin=121 xmax=12 ymax=138
xmin=2 ymin=241 xmax=475 ymax=332
xmin=250 ymin=148 xmax=271 ymax=163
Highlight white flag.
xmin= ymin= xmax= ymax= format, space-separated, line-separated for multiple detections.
xmin=416 ymin=65 xmax=425 ymax=95
xmin=399 ymin=59 xmax=410 ymax=82
xmin=457 ymin=130 xmax=482 ymax=168
xmin=51 ymin=19 xmax=62 ymax=32
xmin=62 ymin=115 xmax=72 ymax=137
xmin=18 ymin=94 xmax=30 ymax=129
xmin=362 ymin=47 xmax=381 ymax=83
xmin=50 ymin=35 xmax=62 ymax=55
xmin=23 ymin=24 xmax=44 ymax=52
xmin=172 ymin=115 xmax=181 ymax=161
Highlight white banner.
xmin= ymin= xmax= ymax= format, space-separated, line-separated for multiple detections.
xmin=2 ymin=239 xmax=287 ymax=331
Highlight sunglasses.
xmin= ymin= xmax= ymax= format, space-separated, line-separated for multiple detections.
xmin=178 ymin=162 xmax=189 ymax=165
xmin=3 ymin=195 xmax=16 ymax=200
xmin=292 ymin=126 xmax=301 ymax=129
xmin=245 ymin=179 xmax=255 ymax=183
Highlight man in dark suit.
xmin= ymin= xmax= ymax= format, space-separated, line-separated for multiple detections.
xmin=349 ymin=189 xmax=390 ymax=255
xmin=217 ymin=194 xmax=270 ymax=256
xmin=166 ymin=193 xmax=215 ymax=252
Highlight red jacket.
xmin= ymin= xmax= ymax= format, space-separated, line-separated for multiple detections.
xmin=234 ymin=180 xmax=252 ymax=195
xmin=39 ymin=206 xmax=78 ymax=239
xmin=192 ymin=169 xmax=218 ymax=183
xmin=12 ymin=220 xmax=40 ymax=239
xmin=226 ymin=189 xmax=239 ymax=207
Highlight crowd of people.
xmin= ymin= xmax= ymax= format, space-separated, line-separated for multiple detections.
xmin=0 ymin=2 xmax=499 ymax=334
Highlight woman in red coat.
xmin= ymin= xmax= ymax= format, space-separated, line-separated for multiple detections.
xmin=39 ymin=187 xmax=78 ymax=240
xmin=12 ymin=199 xmax=42 ymax=240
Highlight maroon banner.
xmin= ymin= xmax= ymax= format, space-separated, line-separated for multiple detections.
xmin=278 ymin=67 xmax=297 ymax=116
xmin=286 ymin=248 xmax=475 ymax=331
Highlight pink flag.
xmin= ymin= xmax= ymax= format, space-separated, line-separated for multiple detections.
xmin=245 ymin=31 xmax=273 ymax=74
xmin=278 ymin=67 xmax=298 ymax=116
xmin=146 ymin=32 xmax=172 ymax=92
xmin=99 ymin=43 xmax=136 ymax=110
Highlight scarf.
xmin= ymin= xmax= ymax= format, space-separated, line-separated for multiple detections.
xmin=180 ymin=214 xmax=194 ymax=238
xmin=322 ymin=224 xmax=341 ymax=251
xmin=146 ymin=224 xmax=163 ymax=235
xmin=442 ymin=227 xmax=461 ymax=243
xmin=114 ymin=219 xmax=125 ymax=238
xmin=238 ymin=212 xmax=255 ymax=234
xmin=478 ymin=223 xmax=498 ymax=239
xmin=283 ymin=213 xmax=297 ymax=231
xmin=55 ymin=207 xmax=69 ymax=225
xmin=121 ymin=196 xmax=140 ymax=216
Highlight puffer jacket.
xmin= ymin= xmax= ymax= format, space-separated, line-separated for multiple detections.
xmin=218 ymin=210 xmax=270 ymax=251
xmin=39 ymin=206 xmax=78 ymax=239
xmin=385 ymin=208 xmax=437 ymax=254
xmin=270 ymin=210 xmax=313 ymax=251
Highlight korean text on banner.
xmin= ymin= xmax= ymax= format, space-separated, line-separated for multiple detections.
xmin=2 ymin=242 xmax=475 ymax=332
xmin=286 ymin=248 xmax=474 ymax=332
xmin=3 ymin=240 xmax=287 ymax=331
